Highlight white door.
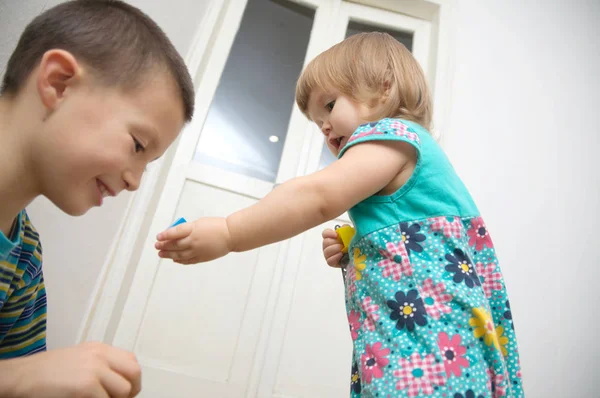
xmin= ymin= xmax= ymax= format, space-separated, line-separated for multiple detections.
xmin=111 ymin=1 xmax=432 ymax=397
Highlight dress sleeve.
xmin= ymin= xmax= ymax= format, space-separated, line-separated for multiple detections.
xmin=338 ymin=118 xmax=421 ymax=159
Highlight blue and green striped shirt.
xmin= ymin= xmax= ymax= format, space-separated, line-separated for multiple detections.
xmin=0 ymin=210 xmax=46 ymax=358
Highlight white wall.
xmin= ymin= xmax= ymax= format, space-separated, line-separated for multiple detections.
xmin=0 ymin=0 xmax=210 ymax=349
xmin=445 ymin=0 xmax=599 ymax=396
xmin=3 ymin=0 xmax=599 ymax=395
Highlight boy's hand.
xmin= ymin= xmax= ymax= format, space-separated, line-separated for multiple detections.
xmin=322 ymin=227 xmax=346 ymax=268
xmin=155 ymin=217 xmax=232 ymax=264
xmin=0 ymin=341 xmax=141 ymax=398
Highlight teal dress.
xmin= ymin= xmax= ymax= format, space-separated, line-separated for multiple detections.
xmin=339 ymin=119 xmax=524 ymax=398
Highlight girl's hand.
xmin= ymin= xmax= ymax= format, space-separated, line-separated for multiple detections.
xmin=155 ymin=217 xmax=233 ymax=264
xmin=322 ymin=226 xmax=346 ymax=268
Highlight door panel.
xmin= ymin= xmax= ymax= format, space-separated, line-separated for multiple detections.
xmin=272 ymin=219 xmax=352 ymax=398
xmin=134 ymin=181 xmax=281 ymax=395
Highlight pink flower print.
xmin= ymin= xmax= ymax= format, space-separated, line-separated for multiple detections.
xmin=467 ymin=217 xmax=494 ymax=251
xmin=486 ymin=367 xmax=508 ymax=398
xmin=348 ymin=310 xmax=361 ymax=341
xmin=346 ymin=265 xmax=357 ymax=296
xmin=378 ymin=241 xmax=412 ymax=282
xmin=516 ymin=358 xmax=523 ymax=379
xmin=475 ymin=262 xmax=503 ymax=298
xmin=361 ymin=342 xmax=390 ymax=384
xmin=361 ymin=296 xmax=380 ymax=332
xmin=390 ymin=120 xmax=420 ymax=143
xmin=437 ymin=332 xmax=470 ymax=377
xmin=428 ymin=216 xmax=462 ymax=239
xmin=347 ymin=126 xmax=383 ymax=145
xmin=394 ymin=352 xmax=446 ymax=397
xmin=420 ymin=278 xmax=453 ymax=320
xmin=390 ymin=120 xmax=408 ymax=133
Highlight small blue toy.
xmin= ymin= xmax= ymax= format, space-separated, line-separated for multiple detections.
xmin=170 ymin=217 xmax=187 ymax=227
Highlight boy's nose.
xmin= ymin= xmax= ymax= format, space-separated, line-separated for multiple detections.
xmin=123 ymin=169 xmax=142 ymax=192
xmin=321 ymin=122 xmax=332 ymax=136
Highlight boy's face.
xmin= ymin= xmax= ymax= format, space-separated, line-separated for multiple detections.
xmin=33 ymin=70 xmax=186 ymax=216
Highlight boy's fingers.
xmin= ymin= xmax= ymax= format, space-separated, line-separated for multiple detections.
xmin=105 ymin=348 xmax=142 ymax=395
xmin=156 ymin=223 xmax=192 ymax=241
xmin=99 ymin=368 xmax=132 ymax=398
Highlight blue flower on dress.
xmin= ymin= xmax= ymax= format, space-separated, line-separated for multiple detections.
xmin=445 ymin=249 xmax=480 ymax=288
xmin=504 ymin=300 xmax=514 ymax=330
xmin=359 ymin=121 xmax=378 ymax=129
xmin=454 ymin=390 xmax=484 ymax=398
xmin=399 ymin=222 xmax=426 ymax=254
xmin=351 ymin=362 xmax=361 ymax=393
xmin=387 ymin=289 xmax=428 ymax=332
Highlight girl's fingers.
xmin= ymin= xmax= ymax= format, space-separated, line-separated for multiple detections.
xmin=322 ymin=228 xmax=338 ymax=239
xmin=156 ymin=222 xmax=193 ymax=241
xmin=326 ymin=252 xmax=343 ymax=268
xmin=323 ymin=243 xmax=343 ymax=259
xmin=322 ymin=237 xmax=341 ymax=250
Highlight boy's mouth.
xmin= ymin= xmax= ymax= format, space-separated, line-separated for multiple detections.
xmin=96 ymin=179 xmax=115 ymax=202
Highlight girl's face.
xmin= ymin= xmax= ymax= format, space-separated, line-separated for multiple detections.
xmin=306 ymin=88 xmax=380 ymax=157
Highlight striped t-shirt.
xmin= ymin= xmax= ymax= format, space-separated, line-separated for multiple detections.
xmin=0 ymin=210 xmax=46 ymax=358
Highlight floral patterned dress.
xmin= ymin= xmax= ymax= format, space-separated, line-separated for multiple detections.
xmin=339 ymin=119 xmax=524 ymax=398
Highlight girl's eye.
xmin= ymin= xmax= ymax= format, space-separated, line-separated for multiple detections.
xmin=133 ymin=137 xmax=145 ymax=153
xmin=325 ymin=101 xmax=335 ymax=112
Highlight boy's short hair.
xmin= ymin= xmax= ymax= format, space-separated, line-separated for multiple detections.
xmin=296 ymin=32 xmax=432 ymax=131
xmin=1 ymin=0 xmax=194 ymax=121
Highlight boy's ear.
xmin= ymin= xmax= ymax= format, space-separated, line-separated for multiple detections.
xmin=37 ymin=49 xmax=82 ymax=111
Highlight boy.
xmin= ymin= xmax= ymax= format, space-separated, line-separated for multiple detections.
xmin=0 ymin=1 xmax=194 ymax=396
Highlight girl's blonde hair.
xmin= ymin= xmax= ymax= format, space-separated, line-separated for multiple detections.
xmin=295 ymin=32 xmax=432 ymax=131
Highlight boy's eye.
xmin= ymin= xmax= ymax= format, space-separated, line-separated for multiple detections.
xmin=325 ymin=100 xmax=335 ymax=112
xmin=133 ymin=137 xmax=145 ymax=153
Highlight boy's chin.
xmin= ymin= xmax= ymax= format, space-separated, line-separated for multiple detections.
xmin=49 ymin=197 xmax=93 ymax=217
xmin=63 ymin=207 xmax=91 ymax=217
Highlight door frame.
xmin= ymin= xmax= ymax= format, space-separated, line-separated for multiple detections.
xmin=78 ymin=0 xmax=458 ymax=351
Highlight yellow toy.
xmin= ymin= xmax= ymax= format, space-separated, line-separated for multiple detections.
xmin=335 ymin=224 xmax=356 ymax=282
xmin=336 ymin=224 xmax=355 ymax=255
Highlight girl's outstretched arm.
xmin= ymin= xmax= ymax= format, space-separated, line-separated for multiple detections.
xmin=155 ymin=140 xmax=415 ymax=264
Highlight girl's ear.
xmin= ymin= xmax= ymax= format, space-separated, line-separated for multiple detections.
xmin=381 ymin=80 xmax=392 ymax=104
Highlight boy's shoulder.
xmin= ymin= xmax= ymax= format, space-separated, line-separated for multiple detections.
xmin=0 ymin=209 xmax=46 ymax=358
xmin=0 ymin=209 xmax=42 ymax=262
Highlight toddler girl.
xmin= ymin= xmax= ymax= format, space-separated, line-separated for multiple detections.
xmin=156 ymin=32 xmax=524 ymax=398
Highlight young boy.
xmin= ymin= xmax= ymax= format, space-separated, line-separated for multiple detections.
xmin=0 ymin=1 xmax=194 ymax=396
